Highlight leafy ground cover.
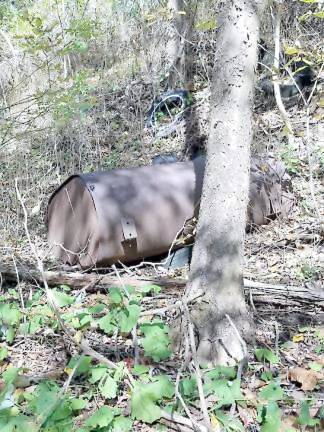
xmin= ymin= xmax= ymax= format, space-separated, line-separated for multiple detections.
xmin=0 ymin=272 xmax=323 ymax=431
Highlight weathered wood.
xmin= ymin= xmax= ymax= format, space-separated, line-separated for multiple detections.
xmin=0 ymin=263 xmax=323 ymax=307
xmin=0 ymin=263 xmax=184 ymax=290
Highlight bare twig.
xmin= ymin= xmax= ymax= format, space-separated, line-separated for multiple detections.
xmin=12 ymin=254 xmax=26 ymax=323
xmin=272 ymin=3 xmax=294 ymax=143
xmin=183 ymin=302 xmax=211 ymax=431
xmin=230 ymin=357 xmax=247 ymax=417
xmin=225 ymin=314 xmax=248 ymax=358
xmin=111 ymin=264 xmax=130 ymax=298
xmin=305 ymin=105 xmax=322 ymax=223
xmin=140 ymin=300 xmax=182 ymax=317
xmin=174 ymin=311 xmax=201 ymax=431
xmin=274 ymin=321 xmax=279 ymax=359
xmin=161 ymin=410 xmax=208 ymax=432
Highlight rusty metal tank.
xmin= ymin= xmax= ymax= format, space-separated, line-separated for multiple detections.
xmin=47 ymin=157 xmax=205 ymax=269
xmin=47 ymin=155 xmax=293 ymax=269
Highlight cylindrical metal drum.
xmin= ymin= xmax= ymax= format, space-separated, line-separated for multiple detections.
xmin=47 ymin=157 xmax=205 ymax=268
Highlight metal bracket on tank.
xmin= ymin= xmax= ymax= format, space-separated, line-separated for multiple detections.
xmin=121 ymin=217 xmax=138 ymax=253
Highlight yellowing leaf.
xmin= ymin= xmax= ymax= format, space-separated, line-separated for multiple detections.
xmin=74 ymin=330 xmax=83 ymax=344
xmin=292 ymin=334 xmax=304 ymax=343
xmin=283 ymin=125 xmax=293 ymax=136
xmin=317 ymin=98 xmax=324 ymax=108
xmin=211 ymin=414 xmax=221 ymax=431
xmin=284 ymin=46 xmax=300 ymax=56
xmin=195 ymin=19 xmax=217 ymax=31
xmin=313 ymin=11 xmax=324 ymax=19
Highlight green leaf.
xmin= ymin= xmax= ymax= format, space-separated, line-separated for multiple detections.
xmin=216 ymin=410 xmax=245 ymax=431
xmin=59 ymin=284 xmax=71 ymax=291
xmin=205 ymin=379 xmax=243 ymax=408
xmin=85 ymin=405 xmax=114 ymax=428
xmin=98 ymin=313 xmax=116 ymax=335
xmin=131 ymin=376 xmax=174 ymax=423
xmin=0 ymin=414 xmax=35 ymax=432
xmin=71 ymin=398 xmax=87 ymax=410
xmin=78 ymin=101 xmax=92 ymax=113
xmin=259 ymin=382 xmax=284 ymax=401
xmin=80 ymin=314 xmax=92 ymax=327
xmin=308 ymin=362 xmax=322 ymax=372
xmin=0 ymin=304 xmax=21 ymax=326
xmin=89 ymin=366 xmax=108 ymax=383
xmin=298 ymin=401 xmax=320 ymax=426
xmin=113 ymin=363 xmax=126 ymax=382
xmin=140 ymin=322 xmax=171 ymax=361
xmin=131 ymin=393 xmax=162 ymax=423
xmin=179 ymin=378 xmax=197 ymax=398
xmin=19 ymin=315 xmax=43 ymax=335
xmin=88 ymin=304 xmax=105 ymax=314
xmin=2 ymin=368 xmax=20 ymax=384
xmin=73 ymin=39 xmax=88 ymax=53
xmin=204 ymin=366 xmax=237 ymax=380
xmin=67 ymin=356 xmax=92 ymax=376
xmin=51 ymin=289 xmax=75 ymax=307
xmin=99 ymin=374 xmax=118 ymax=399
xmin=261 ymin=371 xmax=273 ymax=382
xmin=6 ymin=326 xmax=15 ymax=344
xmin=119 ymin=304 xmax=140 ymax=334
xmin=112 ymin=415 xmax=133 ymax=432
xmin=140 ymin=284 xmax=161 ymax=294
xmin=255 ymin=348 xmax=279 ymax=364
xmin=109 ymin=288 xmax=123 ymax=305
xmin=31 ymin=382 xmax=60 ymax=416
xmin=259 ymin=401 xmax=281 ymax=432
xmin=50 ymin=399 xmax=72 ymax=423
xmin=132 ymin=365 xmax=150 ymax=376
xmin=0 ymin=347 xmax=8 ymax=361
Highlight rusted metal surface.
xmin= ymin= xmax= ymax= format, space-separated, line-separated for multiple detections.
xmin=47 ymin=156 xmax=293 ymax=269
xmin=48 ymin=157 xmax=205 ymax=268
xmin=248 ymin=157 xmax=294 ymax=227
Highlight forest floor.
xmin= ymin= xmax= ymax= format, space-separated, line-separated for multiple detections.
xmin=0 ymin=87 xmax=323 ymax=431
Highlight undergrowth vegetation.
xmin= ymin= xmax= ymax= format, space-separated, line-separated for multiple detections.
xmin=0 ymin=283 xmax=323 ymax=431
xmin=0 ymin=0 xmax=323 ymax=431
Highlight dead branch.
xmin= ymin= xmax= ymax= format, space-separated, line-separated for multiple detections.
xmin=183 ymin=302 xmax=211 ymax=431
xmin=272 ymin=3 xmax=294 ymax=143
xmin=1 ymin=262 xmax=323 ymax=308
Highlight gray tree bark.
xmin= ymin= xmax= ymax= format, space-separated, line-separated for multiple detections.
xmin=167 ymin=0 xmax=195 ymax=89
xmin=185 ymin=0 xmax=268 ymax=365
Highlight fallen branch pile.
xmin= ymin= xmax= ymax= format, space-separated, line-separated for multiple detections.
xmin=1 ymin=263 xmax=323 ymax=309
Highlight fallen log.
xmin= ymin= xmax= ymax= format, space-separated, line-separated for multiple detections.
xmin=1 ymin=263 xmax=323 ymax=308
xmin=0 ymin=263 xmax=182 ymax=290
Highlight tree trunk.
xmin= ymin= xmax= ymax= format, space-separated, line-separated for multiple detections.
xmin=167 ymin=0 xmax=195 ymax=89
xmin=185 ymin=0 xmax=268 ymax=366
